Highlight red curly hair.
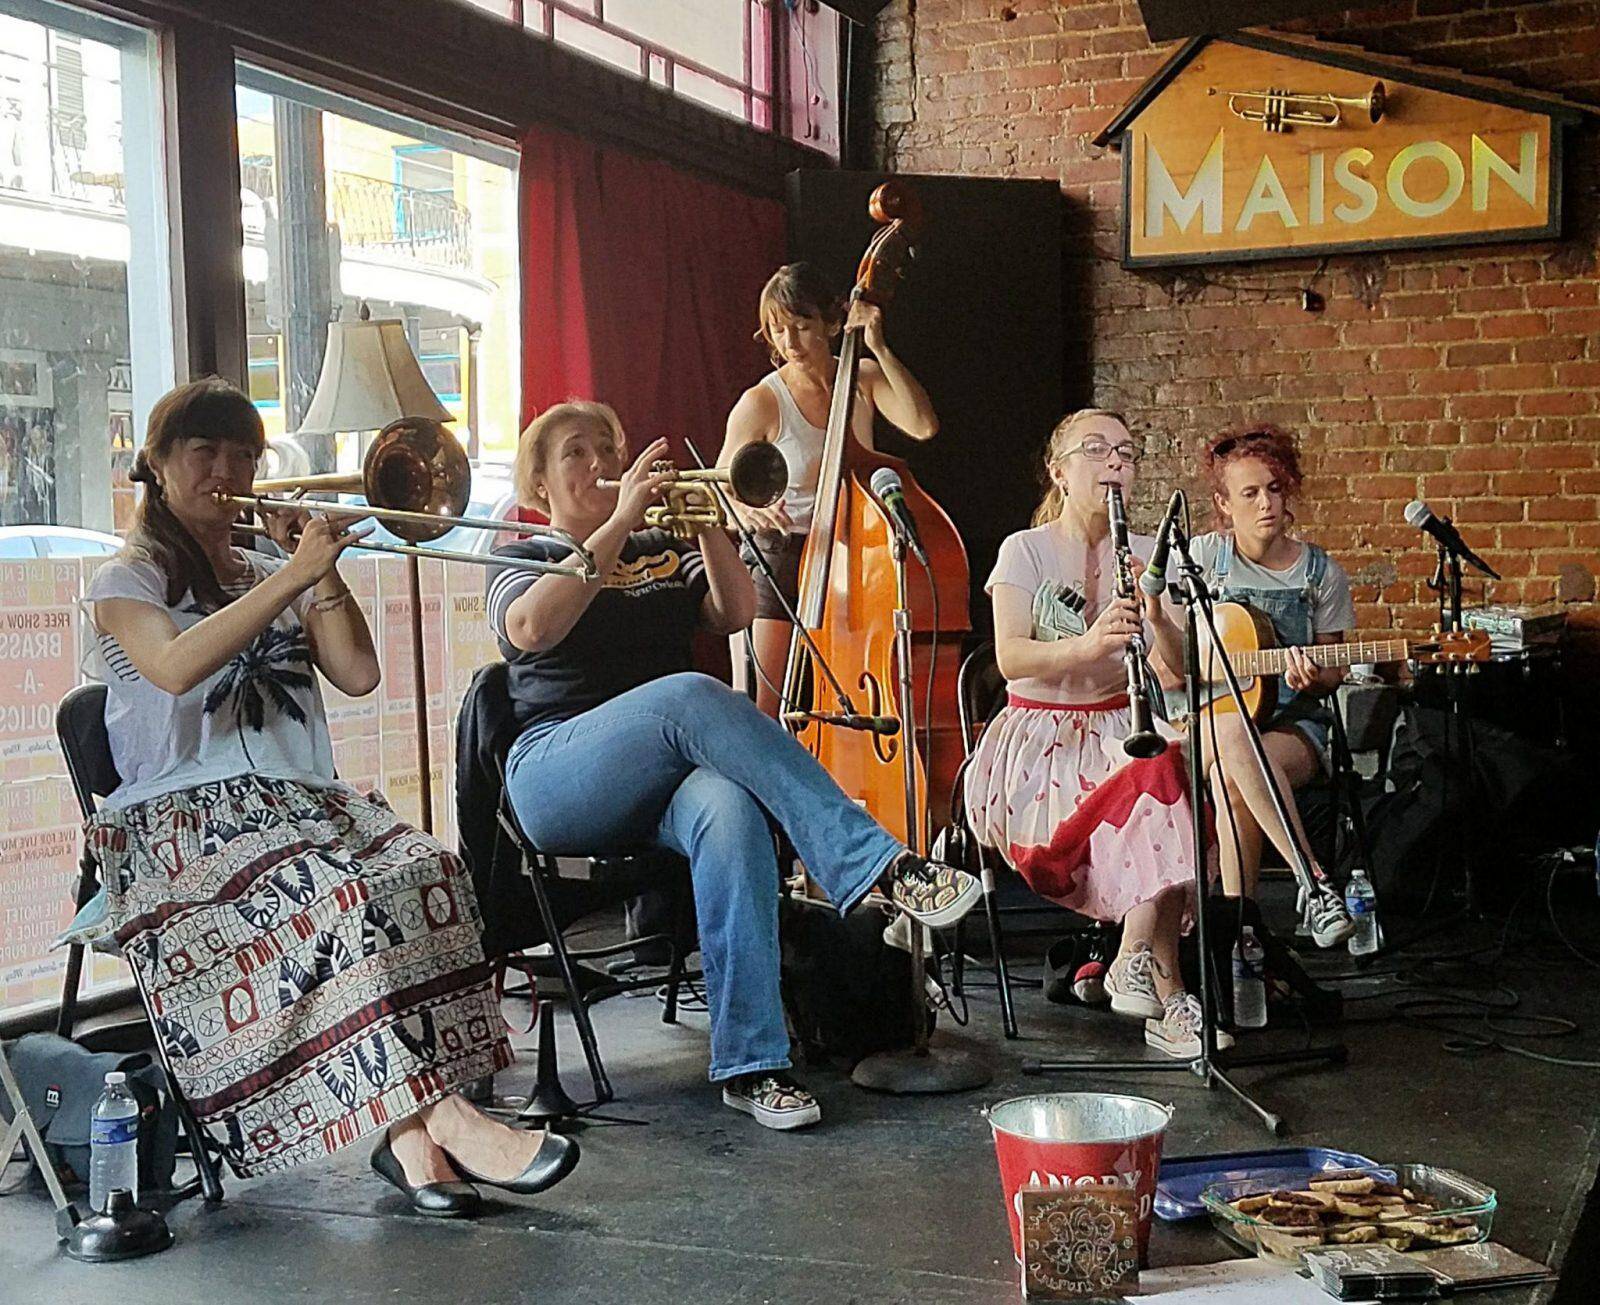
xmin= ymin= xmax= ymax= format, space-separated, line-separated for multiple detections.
xmin=1200 ymin=424 xmax=1304 ymax=525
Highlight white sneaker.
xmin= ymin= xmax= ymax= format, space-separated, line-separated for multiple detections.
xmin=1145 ymin=992 xmax=1235 ymax=1059
xmin=1104 ymin=942 xmax=1165 ymax=1020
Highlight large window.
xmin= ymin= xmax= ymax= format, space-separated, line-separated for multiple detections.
xmin=0 ymin=0 xmax=173 ymax=1019
xmin=0 ymin=1 xmax=173 ymax=536
xmin=235 ymin=68 xmax=521 ymax=467
xmin=539 ymin=1 xmax=772 ymax=125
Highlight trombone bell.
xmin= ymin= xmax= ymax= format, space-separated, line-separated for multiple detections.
xmin=1211 ymin=81 xmax=1385 ymax=132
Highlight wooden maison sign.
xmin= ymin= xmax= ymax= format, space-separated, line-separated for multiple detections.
xmin=1094 ymin=34 xmax=1582 ymax=268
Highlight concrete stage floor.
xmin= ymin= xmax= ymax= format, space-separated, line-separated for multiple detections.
xmin=4 ymin=895 xmax=1598 ymax=1304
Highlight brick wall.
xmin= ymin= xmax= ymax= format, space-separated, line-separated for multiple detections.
xmin=870 ymin=1 xmax=1600 ymax=655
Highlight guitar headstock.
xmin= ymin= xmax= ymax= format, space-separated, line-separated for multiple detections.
xmin=1410 ymin=629 xmax=1493 ymax=666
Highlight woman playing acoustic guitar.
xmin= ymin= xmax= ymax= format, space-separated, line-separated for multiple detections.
xmin=1187 ymin=425 xmax=1355 ymax=948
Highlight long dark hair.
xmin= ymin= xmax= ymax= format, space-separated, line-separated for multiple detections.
xmin=123 ymin=378 xmax=265 ymax=610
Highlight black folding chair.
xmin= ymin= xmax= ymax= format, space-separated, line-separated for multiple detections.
xmin=945 ymin=641 xmax=1095 ymax=1039
xmin=55 ymin=682 xmax=226 ymax=1204
xmin=494 ymin=770 xmax=696 ymax=1111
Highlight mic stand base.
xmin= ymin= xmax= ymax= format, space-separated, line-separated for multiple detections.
xmin=851 ymin=1038 xmax=993 ymax=1095
xmin=1021 ymin=528 xmax=1345 ymax=1138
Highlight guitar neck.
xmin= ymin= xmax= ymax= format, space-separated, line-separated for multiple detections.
xmin=1236 ymin=638 xmax=1409 ymax=678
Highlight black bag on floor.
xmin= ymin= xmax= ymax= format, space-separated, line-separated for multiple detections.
xmin=779 ymin=896 xmax=932 ymax=1068
xmin=0 ymin=1033 xmax=180 ymax=1194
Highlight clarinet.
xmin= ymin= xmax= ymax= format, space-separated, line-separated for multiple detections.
xmin=1105 ymin=485 xmax=1168 ymax=760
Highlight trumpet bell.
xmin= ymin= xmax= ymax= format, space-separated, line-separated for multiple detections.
xmin=727 ymin=440 xmax=788 ymax=510
xmin=362 ymin=417 xmax=470 ymax=543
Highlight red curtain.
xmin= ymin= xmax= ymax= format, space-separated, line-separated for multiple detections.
xmin=519 ymin=123 xmax=787 ymax=466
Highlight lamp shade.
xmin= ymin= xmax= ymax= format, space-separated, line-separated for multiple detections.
xmin=295 ymin=318 xmax=454 ymax=436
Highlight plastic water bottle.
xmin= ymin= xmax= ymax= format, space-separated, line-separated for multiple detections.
xmin=1232 ymin=927 xmax=1267 ymax=1029
xmin=1345 ymin=869 xmax=1380 ymax=957
xmin=89 ymin=1071 xmax=140 ymax=1213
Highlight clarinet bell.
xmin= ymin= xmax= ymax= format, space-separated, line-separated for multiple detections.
xmin=1122 ymin=728 xmax=1168 ymax=760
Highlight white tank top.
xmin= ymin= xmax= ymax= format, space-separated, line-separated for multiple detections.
xmin=760 ymin=371 xmax=825 ymax=532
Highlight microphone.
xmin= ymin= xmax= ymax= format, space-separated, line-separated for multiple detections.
xmin=782 ymin=711 xmax=901 ymax=736
xmin=868 ymin=467 xmax=928 ymax=564
xmin=1404 ymin=500 xmax=1501 ymax=579
xmin=1139 ymin=490 xmax=1185 ymax=598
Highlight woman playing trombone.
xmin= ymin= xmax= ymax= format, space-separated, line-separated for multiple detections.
xmin=81 ymin=378 xmax=576 ymax=1215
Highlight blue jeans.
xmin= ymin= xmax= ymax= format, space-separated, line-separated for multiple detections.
xmin=504 ymin=672 xmax=903 ymax=1081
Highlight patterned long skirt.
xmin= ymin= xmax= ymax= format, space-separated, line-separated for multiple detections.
xmin=86 ymin=775 xmax=512 ymax=1178
xmin=964 ymin=694 xmax=1206 ymax=925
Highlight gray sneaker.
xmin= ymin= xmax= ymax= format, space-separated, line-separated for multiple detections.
xmin=1145 ymin=992 xmax=1236 ymax=1059
xmin=1104 ymin=942 xmax=1165 ymax=1020
xmin=1306 ymin=890 xmax=1356 ymax=949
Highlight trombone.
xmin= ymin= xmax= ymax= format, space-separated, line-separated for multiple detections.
xmin=1210 ymin=81 xmax=1386 ymax=132
xmin=597 ymin=440 xmax=788 ymax=540
xmin=219 ymin=417 xmax=598 ymax=578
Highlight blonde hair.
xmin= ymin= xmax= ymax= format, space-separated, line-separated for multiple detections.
xmin=1030 ymin=408 xmax=1129 ymax=527
xmin=515 ymin=400 xmax=628 ymax=509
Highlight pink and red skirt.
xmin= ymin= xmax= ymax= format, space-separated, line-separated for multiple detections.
xmin=964 ymin=694 xmax=1206 ymax=924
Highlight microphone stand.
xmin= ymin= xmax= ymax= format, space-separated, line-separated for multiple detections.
xmin=851 ymin=524 xmax=991 ymax=1094
xmin=682 ymin=439 xmax=889 ymax=735
xmin=1026 ymin=518 xmax=1346 ymax=1137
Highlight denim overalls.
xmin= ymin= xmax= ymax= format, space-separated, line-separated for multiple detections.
xmin=1211 ymin=534 xmax=1332 ymax=758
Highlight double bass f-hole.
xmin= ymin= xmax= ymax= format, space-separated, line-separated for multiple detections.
xmin=857 ymin=673 xmax=896 ymax=765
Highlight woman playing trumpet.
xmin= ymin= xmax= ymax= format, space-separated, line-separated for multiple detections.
xmin=82 ymin=378 xmax=576 ymax=1215
xmin=487 ymin=401 xmax=979 ymax=1130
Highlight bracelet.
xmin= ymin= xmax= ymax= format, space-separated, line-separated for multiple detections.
xmin=309 ymin=588 xmax=354 ymax=613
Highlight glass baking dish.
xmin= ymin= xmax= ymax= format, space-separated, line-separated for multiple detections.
xmin=1200 ymin=1164 xmax=1496 ymax=1265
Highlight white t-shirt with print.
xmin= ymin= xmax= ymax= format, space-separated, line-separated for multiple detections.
xmin=83 ymin=550 xmax=339 ymax=810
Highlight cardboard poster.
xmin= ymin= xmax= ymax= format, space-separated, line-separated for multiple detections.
xmin=0 ymin=559 xmax=79 ymax=781
xmin=0 ymin=776 xmax=81 ymax=1011
xmin=321 ymin=554 xmax=381 ymax=741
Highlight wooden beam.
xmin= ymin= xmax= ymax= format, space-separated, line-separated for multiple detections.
xmin=88 ymin=0 xmax=821 ymax=195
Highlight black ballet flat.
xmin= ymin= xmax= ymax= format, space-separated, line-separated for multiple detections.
xmin=447 ymin=1130 xmax=580 ymax=1196
xmin=370 ymin=1130 xmax=482 ymax=1218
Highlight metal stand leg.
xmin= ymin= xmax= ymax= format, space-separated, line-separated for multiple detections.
xmin=525 ymin=851 xmax=613 ymax=1107
xmin=980 ymin=857 xmax=1019 ymax=1039
xmin=0 ymin=1045 xmax=80 ymax=1237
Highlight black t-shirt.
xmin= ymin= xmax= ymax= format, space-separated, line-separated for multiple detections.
xmin=486 ymin=530 xmax=710 ymax=730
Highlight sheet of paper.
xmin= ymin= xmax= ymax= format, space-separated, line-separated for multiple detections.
xmin=1135 ymin=1258 xmax=1332 ymax=1301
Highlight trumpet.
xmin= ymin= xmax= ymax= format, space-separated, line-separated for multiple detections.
xmin=1210 ymin=81 xmax=1386 ymax=132
xmin=1106 ymin=485 xmax=1167 ymax=761
xmin=598 ymin=440 xmax=788 ymax=540
xmin=219 ymin=416 xmax=597 ymax=578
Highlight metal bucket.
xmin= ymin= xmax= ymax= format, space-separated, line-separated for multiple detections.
xmin=986 ymin=1092 xmax=1173 ymax=1263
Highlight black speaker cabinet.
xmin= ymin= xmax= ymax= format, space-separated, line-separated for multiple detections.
xmin=785 ymin=170 xmax=1065 ymax=636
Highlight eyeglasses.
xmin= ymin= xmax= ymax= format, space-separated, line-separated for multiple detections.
xmin=1210 ymin=431 xmax=1274 ymax=458
xmin=1065 ymin=438 xmax=1144 ymax=464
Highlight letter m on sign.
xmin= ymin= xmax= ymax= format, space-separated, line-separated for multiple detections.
xmin=1143 ymin=130 xmax=1223 ymax=238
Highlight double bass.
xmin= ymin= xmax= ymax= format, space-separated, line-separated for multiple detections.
xmin=781 ymin=183 xmax=969 ymax=852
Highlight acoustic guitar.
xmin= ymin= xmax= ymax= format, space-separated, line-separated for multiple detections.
xmin=1170 ymin=600 xmax=1492 ymax=725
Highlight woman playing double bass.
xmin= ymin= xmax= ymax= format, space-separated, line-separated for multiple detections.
xmin=719 ymin=262 xmax=939 ymax=714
